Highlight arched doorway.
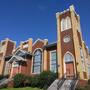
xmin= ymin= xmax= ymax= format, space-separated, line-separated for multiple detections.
xmin=64 ymin=52 xmax=74 ymax=78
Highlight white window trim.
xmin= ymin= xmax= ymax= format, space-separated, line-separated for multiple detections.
xmin=61 ymin=16 xmax=72 ymax=32
xmin=61 ymin=18 xmax=66 ymax=31
xmin=23 ymin=44 xmax=28 ymax=48
xmin=64 ymin=51 xmax=74 ymax=63
xmin=66 ymin=16 xmax=71 ymax=29
xmin=50 ymin=50 xmax=57 ymax=72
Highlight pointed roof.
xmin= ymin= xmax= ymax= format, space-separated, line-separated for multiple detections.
xmin=8 ymin=49 xmax=32 ymax=63
xmin=33 ymin=38 xmax=44 ymax=46
xmin=8 ymin=55 xmax=25 ymax=63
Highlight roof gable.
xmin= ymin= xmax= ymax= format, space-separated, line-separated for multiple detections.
xmin=8 ymin=55 xmax=24 ymax=63
xmin=33 ymin=39 xmax=44 ymax=46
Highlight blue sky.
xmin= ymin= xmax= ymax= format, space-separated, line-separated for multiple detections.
xmin=0 ymin=0 xmax=90 ymax=50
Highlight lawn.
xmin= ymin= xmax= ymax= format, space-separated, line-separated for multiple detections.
xmin=0 ymin=87 xmax=43 ymax=90
xmin=76 ymin=85 xmax=90 ymax=90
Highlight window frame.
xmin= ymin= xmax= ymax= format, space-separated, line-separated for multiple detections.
xmin=50 ymin=50 xmax=57 ymax=73
xmin=32 ymin=49 xmax=42 ymax=74
xmin=64 ymin=52 xmax=74 ymax=63
xmin=66 ymin=16 xmax=71 ymax=29
xmin=61 ymin=16 xmax=71 ymax=32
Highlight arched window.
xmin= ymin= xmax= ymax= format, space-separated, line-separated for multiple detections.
xmin=33 ymin=49 xmax=42 ymax=74
xmin=61 ymin=18 xmax=66 ymax=31
xmin=66 ymin=16 xmax=71 ymax=29
xmin=61 ymin=17 xmax=71 ymax=31
xmin=64 ymin=52 xmax=74 ymax=63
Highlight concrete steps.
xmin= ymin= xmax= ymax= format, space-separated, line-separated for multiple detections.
xmin=59 ymin=80 xmax=72 ymax=90
xmin=47 ymin=79 xmax=59 ymax=90
xmin=47 ymin=78 xmax=78 ymax=90
xmin=0 ymin=78 xmax=13 ymax=87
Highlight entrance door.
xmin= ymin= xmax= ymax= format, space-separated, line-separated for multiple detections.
xmin=66 ymin=62 xmax=74 ymax=77
xmin=64 ymin=52 xmax=75 ymax=78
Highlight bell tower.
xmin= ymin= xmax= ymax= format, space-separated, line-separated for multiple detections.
xmin=56 ymin=5 xmax=86 ymax=79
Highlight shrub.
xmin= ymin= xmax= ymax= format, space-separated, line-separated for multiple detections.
xmin=88 ymin=79 xmax=90 ymax=85
xmin=0 ymin=84 xmax=7 ymax=89
xmin=13 ymin=73 xmax=26 ymax=88
xmin=0 ymin=74 xmax=9 ymax=80
xmin=24 ymin=75 xmax=39 ymax=87
xmin=0 ymin=75 xmax=3 ymax=80
xmin=25 ymin=76 xmax=32 ymax=86
xmin=75 ymin=85 xmax=90 ymax=90
xmin=30 ymin=76 xmax=39 ymax=87
xmin=13 ymin=71 xmax=57 ymax=89
xmin=3 ymin=74 xmax=9 ymax=78
xmin=38 ymin=71 xmax=57 ymax=89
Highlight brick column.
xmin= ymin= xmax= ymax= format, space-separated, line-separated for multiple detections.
xmin=56 ymin=12 xmax=63 ymax=78
xmin=28 ymin=38 xmax=33 ymax=53
xmin=43 ymin=39 xmax=48 ymax=71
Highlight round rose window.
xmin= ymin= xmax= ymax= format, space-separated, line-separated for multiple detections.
xmin=63 ymin=36 xmax=71 ymax=43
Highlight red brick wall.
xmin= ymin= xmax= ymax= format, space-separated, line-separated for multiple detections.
xmin=5 ymin=41 xmax=15 ymax=56
xmin=61 ymin=29 xmax=75 ymax=58
xmin=26 ymin=59 xmax=32 ymax=76
xmin=20 ymin=64 xmax=27 ymax=75
xmin=83 ymin=72 xmax=87 ymax=79
xmin=32 ymin=40 xmax=44 ymax=52
xmin=12 ymin=67 xmax=19 ymax=77
xmin=78 ymin=80 xmax=88 ymax=87
xmin=47 ymin=51 xmax=50 ymax=71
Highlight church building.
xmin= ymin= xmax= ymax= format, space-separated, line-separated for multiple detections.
xmin=1 ymin=5 xmax=90 ymax=84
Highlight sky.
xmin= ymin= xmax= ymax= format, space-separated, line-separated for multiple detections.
xmin=0 ymin=0 xmax=90 ymax=50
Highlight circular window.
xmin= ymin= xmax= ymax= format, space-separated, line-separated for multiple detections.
xmin=63 ymin=36 xmax=71 ymax=43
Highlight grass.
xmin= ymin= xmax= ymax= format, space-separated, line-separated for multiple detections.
xmin=76 ymin=85 xmax=90 ymax=90
xmin=0 ymin=87 xmax=43 ymax=90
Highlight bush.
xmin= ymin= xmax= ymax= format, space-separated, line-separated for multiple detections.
xmin=13 ymin=71 xmax=57 ymax=89
xmin=26 ymin=71 xmax=57 ymax=89
xmin=30 ymin=76 xmax=39 ymax=87
xmin=0 ymin=74 xmax=9 ymax=80
xmin=0 ymin=84 xmax=7 ymax=89
xmin=0 ymin=75 xmax=3 ymax=80
xmin=26 ymin=75 xmax=39 ymax=87
xmin=38 ymin=71 xmax=57 ymax=89
xmin=75 ymin=85 xmax=90 ymax=90
xmin=13 ymin=73 xmax=26 ymax=88
xmin=88 ymin=79 xmax=90 ymax=85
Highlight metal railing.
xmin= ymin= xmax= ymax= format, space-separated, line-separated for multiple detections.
xmin=69 ymin=75 xmax=78 ymax=90
xmin=57 ymin=74 xmax=66 ymax=90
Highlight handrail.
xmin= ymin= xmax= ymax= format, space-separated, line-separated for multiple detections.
xmin=70 ymin=75 xmax=78 ymax=90
xmin=57 ymin=74 xmax=66 ymax=90
xmin=0 ymin=78 xmax=7 ymax=83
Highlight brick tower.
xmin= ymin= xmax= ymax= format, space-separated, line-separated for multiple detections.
xmin=56 ymin=5 xmax=89 ymax=80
